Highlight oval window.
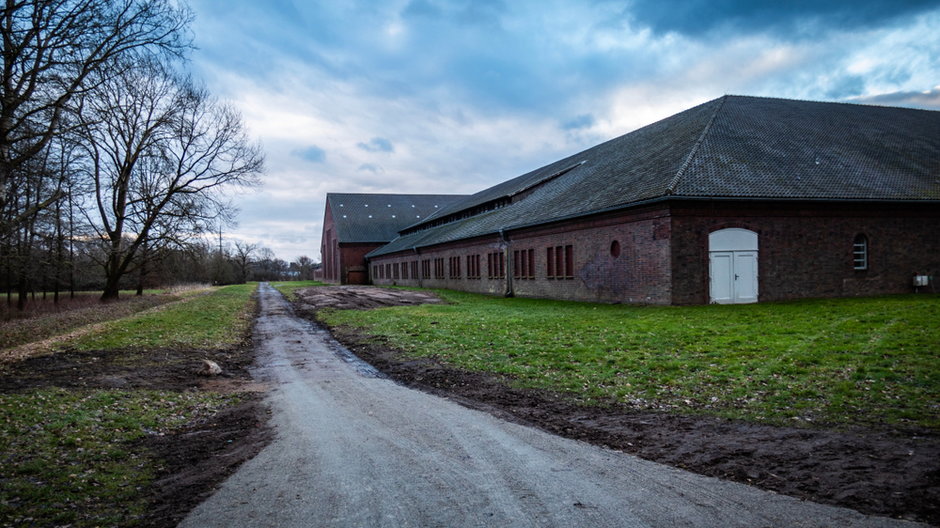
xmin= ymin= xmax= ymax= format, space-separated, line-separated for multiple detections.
xmin=610 ymin=240 xmax=621 ymax=258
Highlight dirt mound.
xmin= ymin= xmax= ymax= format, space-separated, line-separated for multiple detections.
xmin=294 ymin=285 xmax=443 ymax=311
xmin=323 ymin=322 xmax=940 ymax=526
xmin=0 ymin=346 xmax=257 ymax=392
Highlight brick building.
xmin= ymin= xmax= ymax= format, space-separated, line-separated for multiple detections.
xmin=362 ymin=95 xmax=940 ymax=304
xmin=320 ymin=193 xmax=467 ymax=284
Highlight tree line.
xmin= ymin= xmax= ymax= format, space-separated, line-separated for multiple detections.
xmin=1 ymin=0 xmax=273 ymax=307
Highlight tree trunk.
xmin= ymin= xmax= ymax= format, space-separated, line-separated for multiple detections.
xmin=16 ymin=274 xmax=27 ymax=311
xmin=101 ymin=274 xmax=121 ymax=301
xmin=101 ymin=249 xmax=123 ymax=301
xmin=136 ymin=249 xmax=147 ymax=296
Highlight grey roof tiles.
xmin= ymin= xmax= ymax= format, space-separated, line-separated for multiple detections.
xmin=368 ymin=95 xmax=940 ymax=258
xmin=326 ymin=193 xmax=468 ymax=243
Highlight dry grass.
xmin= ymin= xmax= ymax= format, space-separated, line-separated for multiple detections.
xmin=0 ymin=295 xmax=174 ymax=358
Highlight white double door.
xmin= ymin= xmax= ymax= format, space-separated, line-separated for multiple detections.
xmin=708 ymin=228 xmax=759 ymax=304
xmin=709 ymin=250 xmax=758 ymax=304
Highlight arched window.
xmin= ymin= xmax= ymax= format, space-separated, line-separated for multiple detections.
xmin=853 ymin=234 xmax=868 ymax=270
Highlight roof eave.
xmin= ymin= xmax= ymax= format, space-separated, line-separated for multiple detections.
xmin=367 ymin=195 xmax=940 ymax=259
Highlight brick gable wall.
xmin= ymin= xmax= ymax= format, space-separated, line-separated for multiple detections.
xmin=670 ymin=201 xmax=940 ymax=304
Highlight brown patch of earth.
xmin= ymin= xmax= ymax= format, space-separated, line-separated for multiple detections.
xmin=293 ymin=285 xmax=443 ymax=313
xmin=138 ymin=396 xmax=270 ymax=528
xmin=293 ymin=286 xmax=939 ymax=526
xmin=0 ymin=342 xmax=271 ymax=528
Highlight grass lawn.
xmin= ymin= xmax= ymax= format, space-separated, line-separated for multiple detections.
xmin=0 ymin=283 xmax=258 ymax=527
xmin=320 ymin=290 xmax=940 ymax=430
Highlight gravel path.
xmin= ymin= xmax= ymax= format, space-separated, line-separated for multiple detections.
xmin=180 ymin=283 xmax=923 ymax=528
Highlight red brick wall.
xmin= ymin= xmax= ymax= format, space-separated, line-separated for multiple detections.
xmin=320 ymin=202 xmax=339 ymax=283
xmin=370 ymin=200 xmax=939 ymax=304
xmin=670 ymin=201 xmax=940 ymax=304
xmin=339 ymin=243 xmax=381 ymax=285
xmin=369 ymin=205 xmax=675 ymax=304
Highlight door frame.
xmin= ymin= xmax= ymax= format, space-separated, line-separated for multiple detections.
xmin=708 ymin=228 xmax=759 ymax=304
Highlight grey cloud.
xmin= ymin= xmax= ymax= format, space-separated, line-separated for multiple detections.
xmin=628 ymin=0 xmax=940 ymax=38
xmin=357 ymin=137 xmax=395 ymax=152
xmin=852 ymin=87 xmax=940 ymax=110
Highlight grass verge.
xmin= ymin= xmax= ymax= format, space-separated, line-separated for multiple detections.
xmin=0 ymin=283 xmax=259 ymax=527
xmin=319 ymin=290 xmax=940 ymax=430
xmin=66 ymin=284 xmax=256 ymax=351
xmin=0 ymin=295 xmax=173 ymax=352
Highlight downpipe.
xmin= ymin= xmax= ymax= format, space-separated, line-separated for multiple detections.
xmin=500 ymin=228 xmax=514 ymax=298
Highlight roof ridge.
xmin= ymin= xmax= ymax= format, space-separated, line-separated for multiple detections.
xmin=666 ymin=95 xmax=727 ymax=195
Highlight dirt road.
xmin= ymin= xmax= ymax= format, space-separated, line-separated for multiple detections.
xmin=179 ymin=284 xmax=922 ymax=527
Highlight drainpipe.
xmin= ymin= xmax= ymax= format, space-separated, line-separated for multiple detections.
xmin=412 ymin=246 xmax=422 ymax=288
xmin=500 ymin=229 xmax=514 ymax=298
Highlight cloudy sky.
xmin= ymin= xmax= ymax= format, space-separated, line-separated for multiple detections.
xmin=186 ymin=0 xmax=940 ymax=263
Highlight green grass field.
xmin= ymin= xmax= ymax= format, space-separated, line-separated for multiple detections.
xmin=0 ymin=283 xmax=258 ymax=527
xmin=320 ymin=290 xmax=940 ymax=430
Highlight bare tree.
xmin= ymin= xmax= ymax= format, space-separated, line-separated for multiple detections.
xmin=0 ymin=0 xmax=191 ymax=237
xmin=294 ymin=255 xmax=315 ymax=280
xmin=232 ymin=240 xmax=258 ymax=284
xmin=77 ymin=63 xmax=263 ymax=300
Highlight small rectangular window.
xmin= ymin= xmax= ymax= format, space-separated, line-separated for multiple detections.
xmin=564 ymin=245 xmax=573 ymax=279
xmin=467 ymin=254 xmax=480 ymax=279
xmin=488 ymin=251 xmax=505 ymax=279
xmin=546 ymin=247 xmax=554 ymax=279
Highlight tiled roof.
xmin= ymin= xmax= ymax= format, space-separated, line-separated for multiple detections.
xmin=369 ymin=96 xmax=940 ymax=258
xmin=326 ymin=193 xmax=467 ymax=243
